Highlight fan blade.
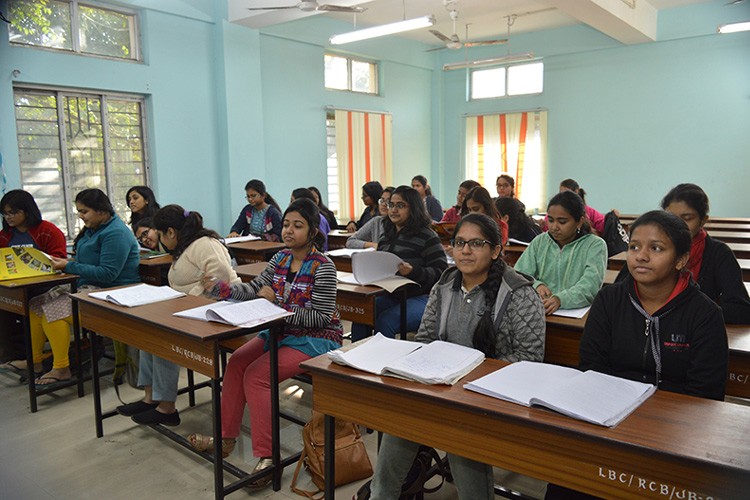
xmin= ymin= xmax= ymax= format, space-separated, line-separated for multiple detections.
xmin=317 ymin=4 xmax=366 ymax=12
xmin=464 ymin=39 xmax=508 ymax=47
xmin=247 ymin=6 xmax=299 ymax=10
xmin=425 ymin=46 xmax=447 ymax=52
xmin=429 ymin=29 xmax=453 ymax=43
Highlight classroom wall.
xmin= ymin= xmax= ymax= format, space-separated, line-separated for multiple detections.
xmin=435 ymin=1 xmax=750 ymax=216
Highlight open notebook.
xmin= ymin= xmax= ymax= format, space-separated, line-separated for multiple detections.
xmin=89 ymin=284 xmax=185 ymax=307
xmin=328 ymin=333 xmax=485 ymax=385
xmin=174 ymin=298 xmax=293 ymax=328
xmin=464 ymin=361 xmax=656 ymax=427
xmin=337 ymin=251 xmax=417 ymax=293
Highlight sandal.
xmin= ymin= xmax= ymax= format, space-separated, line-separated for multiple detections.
xmin=0 ymin=361 xmax=25 ymax=375
xmin=248 ymin=457 xmax=274 ymax=489
xmin=187 ymin=433 xmax=236 ymax=458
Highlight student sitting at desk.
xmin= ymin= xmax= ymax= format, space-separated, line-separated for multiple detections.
xmin=307 ymin=186 xmax=338 ymax=230
xmin=369 ymin=213 xmax=545 ymax=500
xmin=117 ymin=205 xmax=240 ymax=426
xmin=189 ymin=198 xmax=342 ymax=488
xmin=0 ymin=190 xmax=67 ymax=370
xmin=5 ymin=189 xmax=140 ymax=387
xmin=126 ymin=185 xmax=160 ymax=233
xmin=411 ymin=175 xmax=443 ymax=222
xmin=559 ymin=178 xmax=605 ymax=235
xmin=547 ymin=211 xmax=728 ymax=500
xmin=133 ymin=217 xmax=166 ymax=252
xmin=291 ymin=188 xmax=330 ymax=251
xmin=350 ymin=186 xmax=448 ymax=341
xmin=495 ymin=174 xmax=526 ymax=211
xmin=228 ymin=179 xmax=282 ymax=241
xmin=617 ymin=183 xmax=750 ymax=324
xmin=345 ymin=186 xmax=394 ymax=249
xmin=495 ymin=197 xmax=542 ymax=243
xmin=514 ymin=191 xmax=607 ymax=315
xmin=440 ymin=180 xmax=480 ymax=223
xmin=461 ymin=186 xmax=509 ymax=245
xmin=345 ymin=181 xmax=383 ymax=232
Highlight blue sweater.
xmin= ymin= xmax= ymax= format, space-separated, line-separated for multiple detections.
xmin=65 ymin=215 xmax=141 ymax=288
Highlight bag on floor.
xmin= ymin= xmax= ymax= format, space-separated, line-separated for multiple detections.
xmin=354 ymin=445 xmax=449 ymax=500
xmin=291 ymin=410 xmax=373 ymax=498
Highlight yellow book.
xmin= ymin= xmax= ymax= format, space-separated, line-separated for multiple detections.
xmin=0 ymin=247 xmax=56 ymax=281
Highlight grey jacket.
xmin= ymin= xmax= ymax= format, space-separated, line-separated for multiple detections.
xmin=345 ymin=216 xmax=385 ymax=249
xmin=415 ymin=266 xmax=545 ymax=362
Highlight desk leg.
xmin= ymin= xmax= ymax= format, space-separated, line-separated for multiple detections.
xmin=270 ymin=325 xmax=281 ymax=491
xmin=187 ymin=369 xmax=196 ymax=407
xmin=71 ymin=294 xmax=84 ymax=398
xmin=399 ymin=290 xmax=408 ymax=341
xmin=324 ymin=414 xmax=335 ymax=500
xmin=90 ymin=331 xmax=104 ymax=438
xmin=22 ymin=311 xmax=37 ymax=413
xmin=211 ymin=372 xmax=225 ymax=500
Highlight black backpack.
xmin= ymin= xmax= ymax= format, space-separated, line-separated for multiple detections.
xmin=602 ymin=211 xmax=629 ymax=257
xmin=355 ymin=446 xmax=450 ymax=500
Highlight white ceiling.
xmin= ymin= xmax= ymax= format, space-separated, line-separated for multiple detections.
xmin=228 ymin=0 xmax=715 ymax=47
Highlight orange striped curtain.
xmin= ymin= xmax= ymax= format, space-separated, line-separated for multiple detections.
xmin=465 ymin=111 xmax=547 ymax=212
xmin=334 ymin=109 xmax=392 ymax=222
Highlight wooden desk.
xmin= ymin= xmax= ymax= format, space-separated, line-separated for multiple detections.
xmin=608 ymin=251 xmax=626 ymax=271
xmin=71 ymin=289 xmax=293 ymax=499
xmin=739 ymin=259 xmax=750 ymax=282
xmin=503 ymin=244 xmax=527 ymax=266
xmin=226 ymin=240 xmax=285 ymax=265
xmin=138 ymin=254 xmax=172 ymax=285
xmin=706 ymin=223 xmax=750 ymax=232
xmin=235 ymin=262 xmax=385 ymax=326
xmin=327 ymin=229 xmax=350 ymax=250
xmin=327 ymin=253 xmax=352 ymax=273
xmin=0 ymin=273 xmax=82 ymax=412
xmin=303 ymin=356 xmax=750 ymax=499
xmin=604 ymin=269 xmax=618 ymax=285
xmin=727 ymin=242 xmax=750 ymax=259
xmin=707 ymin=231 xmax=750 ymax=244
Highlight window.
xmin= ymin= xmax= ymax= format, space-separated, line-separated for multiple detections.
xmin=14 ymin=88 xmax=149 ymax=239
xmin=325 ymin=54 xmax=378 ymax=94
xmin=471 ymin=61 xmax=543 ymax=99
xmin=8 ymin=0 xmax=139 ymax=61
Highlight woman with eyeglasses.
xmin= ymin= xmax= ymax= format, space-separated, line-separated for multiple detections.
xmin=133 ymin=217 xmax=165 ymax=252
xmin=514 ymin=191 xmax=607 ymax=316
xmin=368 ymin=213 xmax=545 ymax=499
xmin=345 ymin=181 xmax=384 ymax=232
xmin=126 ymin=186 xmax=160 ymax=233
xmin=350 ymin=186 xmax=448 ymax=341
xmin=345 ymin=186 xmax=394 ymax=249
xmin=228 ymin=179 xmax=282 ymax=241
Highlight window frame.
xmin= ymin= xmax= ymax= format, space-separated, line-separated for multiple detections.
xmin=8 ymin=0 xmax=141 ymax=62
xmin=324 ymin=53 xmax=379 ymax=95
xmin=14 ymin=85 xmax=151 ymax=239
xmin=470 ymin=60 xmax=544 ymax=100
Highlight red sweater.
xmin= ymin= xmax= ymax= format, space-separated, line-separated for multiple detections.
xmin=0 ymin=220 xmax=67 ymax=258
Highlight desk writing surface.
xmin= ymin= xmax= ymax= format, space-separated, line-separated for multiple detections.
xmin=226 ymin=240 xmax=285 ymax=264
xmin=327 ymin=230 xmax=350 ymax=250
xmin=303 ymin=356 xmax=750 ymax=498
xmin=0 ymin=273 xmax=78 ymax=315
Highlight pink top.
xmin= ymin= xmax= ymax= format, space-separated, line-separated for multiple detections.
xmin=440 ymin=207 xmax=461 ymax=223
xmin=585 ymin=205 xmax=605 ymax=234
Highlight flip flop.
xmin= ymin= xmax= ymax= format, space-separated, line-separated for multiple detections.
xmin=0 ymin=361 xmax=25 ymax=375
xmin=34 ymin=376 xmax=71 ymax=390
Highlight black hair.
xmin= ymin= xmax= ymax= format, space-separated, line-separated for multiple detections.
xmin=411 ymin=175 xmax=433 ymax=197
xmin=547 ymin=191 xmax=591 ymax=236
xmin=245 ymin=179 xmax=281 ymax=211
xmin=660 ymin=183 xmax=709 ymax=220
xmin=308 ymin=186 xmax=338 ymax=229
xmin=461 ymin=186 xmax=499 ymax=220
xmin=284 ymin=198 xmax=325 ymax=250
xmin=362 ymin=181 xmax=384 ymax=208
xmin=559 ymin=178 xmax=586 ymax=204
xmin=382 ymin=185 xmax=432 ymax=241
xmin=153 ymin=204 xmax=221 ymax=259
xmin=73 ymin=189 xmax=116 ymax=248
xmin=126 ymin=185 xmax=160 ymax=229
xmin=0 ymin=189 xmax=43 ymax=231
xmin=495 ymin=174 xmax=516 ymax=197
xmin=452 ymin=213 xmax=507 ymax=359
xmin=629 ymin=210 xmax=692 ymax=259
xmin=382 ymin=186 xmax=395 ymax=196
xmin=495 ymin=197 xmax=540 ymax=241
xmin=133 ymin=216 xmax=155 ymax=232
xmin=455 ymin=180 xmax=481 ymax=210
xmin=291 ymin=188 xmax=316 ymax=202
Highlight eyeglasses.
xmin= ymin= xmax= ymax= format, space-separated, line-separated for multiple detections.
xmin=2 ymin=210 xmax=21 ymax=219
xmin=386 ymin=202 xmax=408 ymax=210
xmin=245 ymin=193 xmax=260 ymax=200
xmin=378 ymin=198 xmax=390 ymax=205
xmin=136 ymin=231 xmax=152 ymax=244
xmin=450 ymin=238 xmax=493 ymax=250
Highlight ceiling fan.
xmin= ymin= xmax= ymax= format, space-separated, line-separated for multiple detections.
xmin=428 ymin=9 xmax=507 ymax=52
xmin=247 ymin=1 xmax=366 ymax=13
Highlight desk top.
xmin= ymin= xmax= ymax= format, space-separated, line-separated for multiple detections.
xmin=0 ymin=272 xmax=78 ymax=289
xmin=138 ymin=254 xmax=172 ymax=267
xmin=303 ymin=356 xmax=750 ymax=495
xmin=226 ymin=240 xmax=286 ymax=252
xmin=71 ymin=289 xmax=277 ymax=342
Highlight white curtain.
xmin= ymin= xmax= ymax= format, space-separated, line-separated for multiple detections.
xmin=334 ymin=109 xmax=392 ymax=222
xmin=465 ymin=110 xmax=547 ymax=212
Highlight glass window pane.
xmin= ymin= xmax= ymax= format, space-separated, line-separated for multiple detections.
xmin=107 ymin=99 xmax=147 ymax=219
xmin=472 ymin=67 xmax=506 ymax=99
xmin=325 ymin=55 xmax=348 ymax=90
xmin=508 ymin=62 xmax=544 ymax=96
xmin=64 ymin=95 xmax=106 ymax=194
xmin=351 ymin=60 xmax=376 ymax=94
xmin=78 ymin=5 xmax=135 ymax=59
xmin=8 ymin=0 xmax=72 ymax=50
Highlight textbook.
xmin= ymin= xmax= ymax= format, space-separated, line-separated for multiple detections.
xmin=222 ymin=235 xmax=261 ymax=245
xmin=463 ymin=361 xmax=656 ymax=427
xmin=328 ymin=333 xmax=485 ymax=385
xmin=89 ymin=284 xmax=186 ymax=307
xmin=337 ymin=251 xmax=417 ymax=293
xmin=173 ymin=298 xmax=293 ymax=328
xmin=0 ymin=247 xmax=55 ymax=281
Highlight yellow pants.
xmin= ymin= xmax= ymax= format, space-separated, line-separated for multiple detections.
xmin=30 ymin=312 xmax=72 ymax=369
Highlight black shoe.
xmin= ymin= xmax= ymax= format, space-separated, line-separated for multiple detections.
xmin=132 ymin=408 xmax=181 ymax=427
xmin=116 ymin=400 xmax=158 ymax=416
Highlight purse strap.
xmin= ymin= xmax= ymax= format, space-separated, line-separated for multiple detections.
xmin=290 ymin=448 xmax=324 ymax=500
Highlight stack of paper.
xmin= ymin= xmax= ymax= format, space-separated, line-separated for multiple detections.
xmin=337 ymin=251 xmax=417 ymax=293
xmin=326 ymin=247 xmax=375 ymax=257
xmin=222 ymin=235 xmax=261 ymax=245
xmin=174 ymin=298 xmax=293 ymax=328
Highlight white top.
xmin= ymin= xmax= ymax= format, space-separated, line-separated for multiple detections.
xmin=168 ymin=236 xmax=240 ymax=296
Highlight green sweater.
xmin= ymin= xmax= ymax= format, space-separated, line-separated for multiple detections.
xmin=514 ymin=232 xmax=606 ymax=309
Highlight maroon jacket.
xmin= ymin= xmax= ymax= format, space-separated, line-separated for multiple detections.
xmin=0 ymin=220 xmax=67 ymax=258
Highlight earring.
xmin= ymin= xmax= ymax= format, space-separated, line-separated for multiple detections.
xmin=576 ymin=227 xmax=581 ymax=235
